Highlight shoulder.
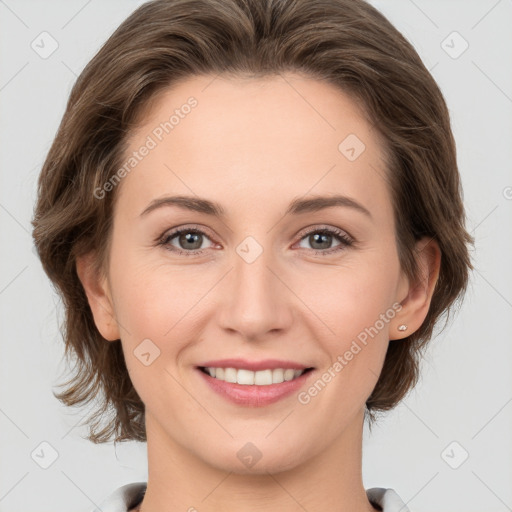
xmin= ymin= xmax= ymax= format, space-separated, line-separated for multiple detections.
xmin=90 ymin=482 xmax=147 ymax=512
xmin=366 ymin=487 xmax=410 ymax=512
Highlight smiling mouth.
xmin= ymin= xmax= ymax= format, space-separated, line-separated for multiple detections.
xmin=198 ymin=366 xmax=315 ymax=386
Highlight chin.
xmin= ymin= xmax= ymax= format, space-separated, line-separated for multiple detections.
xmin=198 ymin=439 xmax=309 ymax=476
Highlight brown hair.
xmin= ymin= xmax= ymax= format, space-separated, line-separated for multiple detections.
xmin=32 ymin=0 xmax=474 ymax=443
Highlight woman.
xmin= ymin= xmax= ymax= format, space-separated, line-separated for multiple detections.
xmin=31 ymin=0 xmax=473 ymax=511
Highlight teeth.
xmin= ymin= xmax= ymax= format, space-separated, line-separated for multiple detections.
xmin=204 ymin=367 xmax=307 ymax=385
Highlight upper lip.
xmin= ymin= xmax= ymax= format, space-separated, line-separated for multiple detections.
xmin=197 ymin=358 xmax=314 ymax=371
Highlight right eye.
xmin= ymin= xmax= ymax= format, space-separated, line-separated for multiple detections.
xmin=158 ymin=225 xmax=216 ymax=256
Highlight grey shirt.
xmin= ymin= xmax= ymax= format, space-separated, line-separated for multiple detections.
xmin=90 ymin=482 xmax=411 ymax=512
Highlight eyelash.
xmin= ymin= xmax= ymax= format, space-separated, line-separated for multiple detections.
xmin=157 ymin=224 xmax=354 ymax=257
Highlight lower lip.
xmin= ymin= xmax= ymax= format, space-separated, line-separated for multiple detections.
xmin=196 ymin=368 xmax=315 ymax=407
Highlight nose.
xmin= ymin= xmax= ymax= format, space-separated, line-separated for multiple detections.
xmin=217 ymin=243 xmax=294 ymax=342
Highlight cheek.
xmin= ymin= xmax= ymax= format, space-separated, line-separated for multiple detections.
xmin=108 ymin=229 xmax=196 ymax=332
xmin=107 ymin=246 xmax=221 ymax=390
xmin=296 ymin=255 xmax=399 ymax=342
xmin=108 ymin=260 xmax=194 ymax=406
xmin=293 ymin=263 xmax=398 ymax=419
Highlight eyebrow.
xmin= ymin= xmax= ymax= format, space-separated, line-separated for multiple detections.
xmin=140 ymin=194 xmax=372 ymax=219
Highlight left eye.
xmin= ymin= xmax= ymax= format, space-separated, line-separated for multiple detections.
xmin=158 ymin=226 xmax=353 ymax=256
xmin=296 ymin=228 xmax=353 ymax=253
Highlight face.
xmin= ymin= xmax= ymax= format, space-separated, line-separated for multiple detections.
xmin=84 ymin=73 xmax=418 ymax=474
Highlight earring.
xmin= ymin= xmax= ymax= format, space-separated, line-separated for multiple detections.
xmin=398 ymin=324 xmax=408 ymax=332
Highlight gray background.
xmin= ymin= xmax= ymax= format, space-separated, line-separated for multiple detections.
xmin=1 ymin=0 xmax=511 ymax=511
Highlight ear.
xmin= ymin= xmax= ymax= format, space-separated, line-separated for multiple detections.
xmin=391 ymin=237 xmax=441 ymax=340
xmin=76 ymin=252 xmax=120 ymax=342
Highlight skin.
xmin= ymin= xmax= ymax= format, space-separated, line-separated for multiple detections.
xmin=77 ymin=73 xmax=440 ymax=512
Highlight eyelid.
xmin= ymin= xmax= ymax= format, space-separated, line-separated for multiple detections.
xmin=156 ymin=223 xmax=217 ymax=244
xmin=295 ymin=224 xmax=353 ymax=241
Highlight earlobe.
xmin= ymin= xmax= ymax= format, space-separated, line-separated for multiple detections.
xmin=391 ymin=237 xmax=441 ymax=340
xmin=75 ymin=252 xmax=120 ymax=342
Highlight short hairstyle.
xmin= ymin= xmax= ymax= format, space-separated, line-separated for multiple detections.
xmin=32 ymin=0 xmax=474 ymax=443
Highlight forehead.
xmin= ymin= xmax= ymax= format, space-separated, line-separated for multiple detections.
xmin=135 ymin=73 xmax=374 ymax=150
xmin=118 ymin=73 xmax=392 ymax=222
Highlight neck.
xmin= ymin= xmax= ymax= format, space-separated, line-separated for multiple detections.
xmin=137 ymin=408 xmax=378 ymax=512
